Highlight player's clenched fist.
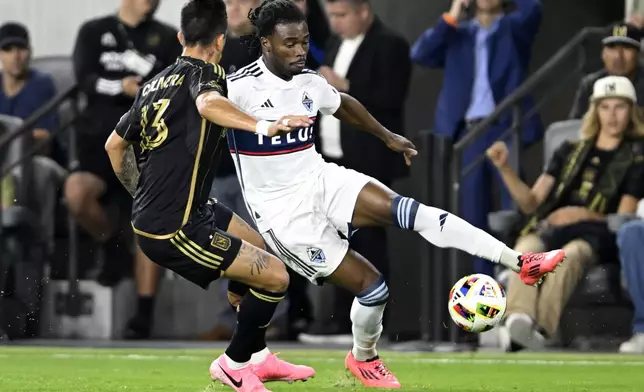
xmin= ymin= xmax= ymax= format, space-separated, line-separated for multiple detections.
xmin=266 ymin=115 xmax=314 ymax=136
xmin=486 ymin=141 xmax=509 ymax=168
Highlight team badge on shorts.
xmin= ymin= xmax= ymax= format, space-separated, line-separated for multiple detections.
xmin=307 ymin=247 xmax=326 ymax=263
xmin=211 ymin=233 xmax=231 ymax=251
xmin=302 ymin=92 xmax=313 ymax=112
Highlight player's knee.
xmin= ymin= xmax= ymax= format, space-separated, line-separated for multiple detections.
xmin=355 ymin=274 xmax=389 ymax=307
xmin=262 ymin=256 xmax=289 ymax=293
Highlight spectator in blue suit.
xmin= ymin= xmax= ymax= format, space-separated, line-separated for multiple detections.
xmin=411 ymin=0 xmax=543 ymax=276
xmin=617 ymin=218 xmax=644 ymax=353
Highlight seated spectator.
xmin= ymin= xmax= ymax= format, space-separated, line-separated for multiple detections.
xmin=616 ymin=217 xmax=644 ymax=353
xmin=66 ymin=0 xmax=179 ymax=299
xmin=486 ymin=75 xmax=644 ymax=350
xmin=570 ymin=22 xmax=644 ymax=118
xmin=0 ymin=22 xmax=67 ymax=253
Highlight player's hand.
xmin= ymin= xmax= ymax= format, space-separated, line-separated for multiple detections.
xmin=449 ymin=0 xmax=470 ymax=20
xmin=122 ymin=76 xmax=142 ymax=97
xmin=268 ymin=115 xmax=314 ymax=137
xmin=486 ymin=141 xmax=510 ymax=169
xmin=385 ymin=133 xmax=418 ymax=166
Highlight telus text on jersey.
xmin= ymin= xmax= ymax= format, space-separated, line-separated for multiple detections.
xmin=256 ymin=126 xmax=314 ymax=145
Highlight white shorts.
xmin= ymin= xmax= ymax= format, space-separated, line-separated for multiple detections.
xmin=260 ymin=163 xmax=372 ymax=284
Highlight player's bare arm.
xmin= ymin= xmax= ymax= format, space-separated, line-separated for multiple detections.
xmin=334 ymin=93 xmax=418 ymax=165
xmin=195 ymin=90 xmax=313 ymax=136
xmin=105 ymin=131 xmax=139 ymax=197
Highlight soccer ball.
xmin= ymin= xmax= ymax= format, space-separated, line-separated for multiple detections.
xmin=448 ymin=274 xmax=507 ymax=333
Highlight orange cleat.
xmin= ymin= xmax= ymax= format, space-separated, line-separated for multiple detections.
xmin=344 ymin=351 xmax=401 ymax=389
xmin=518 ymin=249 xmax=565 ymax=286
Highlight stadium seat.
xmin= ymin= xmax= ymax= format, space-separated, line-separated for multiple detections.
xmin=31 ymin=56 xmax=76 ymax=94
xmin=486 ymin=119 xmax=632 ymax=348
xmin=0 ymin=115 xmax=43 ymax=339
xmin=0 ymin=115 xmax=37 ymax=226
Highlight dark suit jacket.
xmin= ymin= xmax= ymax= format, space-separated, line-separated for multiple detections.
xmin=411 ymin=0 xmax=543 ymax=144
xmin=321 ymin=18 xmax=412 ymax=183
xmin=569 ymin=67 xmax=644 ymax=119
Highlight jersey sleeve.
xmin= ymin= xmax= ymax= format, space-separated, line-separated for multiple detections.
xmin=189 ymin=63 xmax=227 ymax=101
xmin=115 ymin=106 xmax=142 ymax=142
xmin=317 ymin=76 xmax=342 ymax=115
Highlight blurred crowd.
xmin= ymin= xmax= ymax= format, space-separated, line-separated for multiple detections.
xmin=1 ymin=0 xmax=644 ymax=354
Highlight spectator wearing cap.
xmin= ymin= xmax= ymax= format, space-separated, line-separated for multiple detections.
xmin=570 ymin=22 xmax=644 ymax=118
xmin=486 ymin=75 xmax=644 ymax=350
xmin=0 ymin=22 xmax=67 ymax=253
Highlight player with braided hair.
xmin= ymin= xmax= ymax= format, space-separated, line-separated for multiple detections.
xmin=225 ymin=0 xmax=566 ymax=388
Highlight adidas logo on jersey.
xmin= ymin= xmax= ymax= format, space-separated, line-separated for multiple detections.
xmin=261 ymin=99 xmax=274 ymax=108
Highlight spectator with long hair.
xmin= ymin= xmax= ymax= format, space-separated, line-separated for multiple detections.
xmin=486 ymin=76 xmax=644 ymax=350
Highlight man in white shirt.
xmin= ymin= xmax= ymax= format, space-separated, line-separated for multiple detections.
xmin=227 ymin=1 xmax=564 ymax=388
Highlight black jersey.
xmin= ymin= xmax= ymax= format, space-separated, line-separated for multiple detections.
xmin=73 ymin=15 xmax=181 ymax=135
xmin=115 ymin=57 xmax=228 ymax=238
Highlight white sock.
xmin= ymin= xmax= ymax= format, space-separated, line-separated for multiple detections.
xmin=249 ymin=347 xmax=271 ymax=365
xmin=351 ymin=297 xmax=386 ymax=362
xmin=392 ymin=197 xmax=522 ymax=272
xmin=224 ymin=354 xmax=249 ymax=370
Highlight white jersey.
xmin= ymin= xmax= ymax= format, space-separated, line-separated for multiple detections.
xmin=227 ymin=58 xmax=342 ymax=227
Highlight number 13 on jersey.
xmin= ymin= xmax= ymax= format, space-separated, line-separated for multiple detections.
xmin=140 ymin=98 xmax=171 ymax=151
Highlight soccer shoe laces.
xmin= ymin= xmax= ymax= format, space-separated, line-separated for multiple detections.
xmin=371 ymin=360 xmax=394 ymax=379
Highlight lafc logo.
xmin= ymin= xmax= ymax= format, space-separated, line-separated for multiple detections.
xmin=211 ymin=233 xmax=231 ymax=251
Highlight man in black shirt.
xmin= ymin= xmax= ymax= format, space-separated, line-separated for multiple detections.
xmin=105 ymin=0 xmax=314 ymax=388
xmin=570 ymin=22 xmax=644 ymax=119
xmin=65 ymin=0 xmax=181 ymax=288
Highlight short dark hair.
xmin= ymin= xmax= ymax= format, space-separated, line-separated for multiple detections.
xmin=248 ymin=0 xmax=307 ymax=39
xmin=180 ymin=0 xmax=228 ymax=46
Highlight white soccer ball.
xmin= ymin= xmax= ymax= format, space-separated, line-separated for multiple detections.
xmin=448 ymin=274 xmax=507 ymax=333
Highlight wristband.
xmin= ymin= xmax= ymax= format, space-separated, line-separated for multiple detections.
xmin=256 ymin=120 xmax=271 ymax=136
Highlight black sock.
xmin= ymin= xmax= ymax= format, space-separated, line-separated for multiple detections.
xmin=137 ymin=296 xmax=155 ymax=319
xmin=225 ymin=287 xmax=285 ymax=363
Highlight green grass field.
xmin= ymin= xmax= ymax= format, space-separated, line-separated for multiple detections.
xmin=1 ymin=347 xmax=643 ymax=391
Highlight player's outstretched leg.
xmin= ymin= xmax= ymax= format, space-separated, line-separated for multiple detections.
xmin=219 ymin=214 xmax=315 ymax=385
xmin=326 ymin=250 xmax=401 ymax=389
xmin=352 ymin=182 xmax=564 ymax=285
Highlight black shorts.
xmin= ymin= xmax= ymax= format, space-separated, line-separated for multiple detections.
xmin=540 ymin=221 xmax=618 ymax=263
xmin=136 ymin=200 xmax=243 ymax=289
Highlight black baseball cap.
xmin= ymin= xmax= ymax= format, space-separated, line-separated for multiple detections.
xmin=603 ymin=22 xmax=642 ymax=50
xmin=0 ymin=23 xmax=29 ymax=50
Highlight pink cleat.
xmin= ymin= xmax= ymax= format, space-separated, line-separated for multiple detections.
xmin=252 ymin=352 xmax=315 ymax=383
xmin=209 ymin=355 xmax=271 ymax=392
xmin=519 ymin=249 xmax=566 ymax=286
xmin=345 ymin=351 xmax=401 ymax=389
